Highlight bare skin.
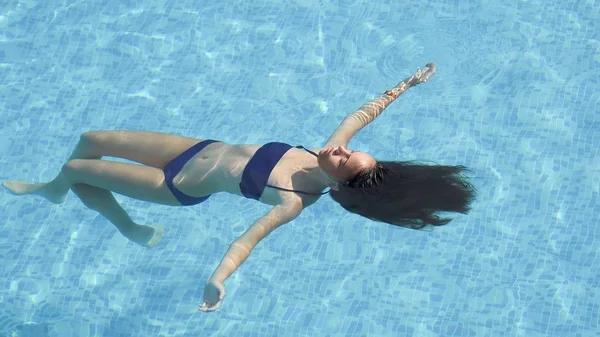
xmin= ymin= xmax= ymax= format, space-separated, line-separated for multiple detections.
xmin=2 ymin=63 xmax=436 ymax=312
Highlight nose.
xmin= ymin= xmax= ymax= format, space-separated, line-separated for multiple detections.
xmin=338 ymin=145 xmax=351 ymax=156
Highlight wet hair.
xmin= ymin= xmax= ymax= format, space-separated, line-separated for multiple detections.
xmin=330 ymin=161 xmax=477 ymax=230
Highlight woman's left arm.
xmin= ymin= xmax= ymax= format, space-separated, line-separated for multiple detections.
xmin=199 ymin=201 xmax=303 ymax=312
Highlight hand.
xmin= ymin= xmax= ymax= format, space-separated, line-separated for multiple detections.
xmin=413 ymin=62 xmax=436 ymax=84
xmin=199 ymin=280 xmax=226 ymax=312
xmin=384 ymin=62 xmax=437 ymax=99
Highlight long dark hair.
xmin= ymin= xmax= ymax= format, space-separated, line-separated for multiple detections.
xmin=330 ymin=161 xmax=477 ymax=230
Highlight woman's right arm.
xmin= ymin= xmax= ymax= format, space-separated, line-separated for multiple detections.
xmin=323 ymin=62 xmax=436 ymax=148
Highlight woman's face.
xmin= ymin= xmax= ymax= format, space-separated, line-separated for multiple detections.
xmin=317 ymin=145 xmax=376 ymax=182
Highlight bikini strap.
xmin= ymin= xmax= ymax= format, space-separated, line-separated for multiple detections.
xmin=265 ymin=145 xmax=330 ymax=196
xmin=295 ymin=145 xmax=319 ymax=157
xmin=266 ymin=184 xmax=330 ymax=195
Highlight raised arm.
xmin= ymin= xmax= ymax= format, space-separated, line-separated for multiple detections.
xmin=199 ymin=201 xmax=303 ymax=312
xmin=324 ymin=62 xmax=436 ymax=148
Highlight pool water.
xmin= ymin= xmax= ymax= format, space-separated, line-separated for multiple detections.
xmin=0 ymin=0 xmax=598 ymax=336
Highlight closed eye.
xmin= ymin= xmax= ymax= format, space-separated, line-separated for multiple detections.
xmin=340 ymin=157 xmax=350 ymax=167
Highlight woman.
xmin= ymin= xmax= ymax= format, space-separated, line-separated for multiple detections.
xmin=2 ymin=62 xmax=476 ymax=312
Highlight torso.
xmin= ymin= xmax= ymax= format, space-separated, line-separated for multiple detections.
xmin=171 ymin=141 xmax=327 ymax=206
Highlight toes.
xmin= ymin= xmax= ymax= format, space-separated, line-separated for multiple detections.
xmin=144 ymin=226 xmax=164 ymax=248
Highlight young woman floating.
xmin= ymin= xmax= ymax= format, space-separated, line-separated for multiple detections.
xmin=3 ymin=62 xmax=476 ymax=311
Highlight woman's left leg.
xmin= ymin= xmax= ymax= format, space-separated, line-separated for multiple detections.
xmin=70 ymin=183 xmax=164 ymax=247
xmin=5 ymin=158 xmax=180 ymax=247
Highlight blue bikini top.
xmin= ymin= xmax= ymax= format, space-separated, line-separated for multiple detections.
xmin=239 ymin=142 xmax=330 ymax=200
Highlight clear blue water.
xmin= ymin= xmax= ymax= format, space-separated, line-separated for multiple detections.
xmin=1 ymin=0 xmax=598 ymax=336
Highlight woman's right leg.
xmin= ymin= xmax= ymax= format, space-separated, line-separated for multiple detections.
xmin=3 ymin=130 xmax=202 ymax=202
xmin=65 ymin=130 xmax=203 ymax=167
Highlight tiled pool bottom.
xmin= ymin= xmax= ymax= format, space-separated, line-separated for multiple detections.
xmin=1 ymin=0 xmax=599 ymax=336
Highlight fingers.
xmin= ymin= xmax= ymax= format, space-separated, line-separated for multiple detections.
xmin=198 ymin=301 xmax=221 ymax=312
xmin=210 ymin=302 xmax=221 ymax=311
xmin=417 ymin=63 xmax=436 ymax=83
xmin=199 ymin=281 xmax=226 ymax=312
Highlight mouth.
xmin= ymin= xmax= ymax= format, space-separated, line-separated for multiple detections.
xmin=319 ymin=147 xmax=334 ymax=156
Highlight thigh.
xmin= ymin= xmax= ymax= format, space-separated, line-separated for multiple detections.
xmin=80 ymin=130 xmax=203 ymax=168
xmin=64 ymin=159 xmax=181 ymax=206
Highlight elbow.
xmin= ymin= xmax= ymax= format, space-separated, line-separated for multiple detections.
xmin=230 ymin=240 xmax=254 ymax=255
xmin=345 ymin=112 xmax=370 ymax=127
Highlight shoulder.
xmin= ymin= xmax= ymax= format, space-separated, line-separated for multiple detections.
xmin=276 ymin=192 xmax=318 ymax=213
xmin=286 ymin=190 xmax=324 ymax=211
xmin=261 ymin=197 xmax=305 ymax=225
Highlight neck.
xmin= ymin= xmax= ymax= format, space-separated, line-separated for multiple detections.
xmin=298 ymin=145 xmax=338 ymax=188
xmin=314 ymin=167 xmax=333 ymax=186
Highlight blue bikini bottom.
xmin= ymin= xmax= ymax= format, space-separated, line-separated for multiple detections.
xmin=163 ymin=139 xmax=219 ymax=206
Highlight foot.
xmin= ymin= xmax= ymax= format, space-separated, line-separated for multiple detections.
xmin=2 ymin=181 xmax=67 ymax=204
xmin=123 ymin=225 xmax=164 ymax=248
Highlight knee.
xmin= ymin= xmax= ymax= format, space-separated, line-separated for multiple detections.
xmin=79 ymin=131 xmax=103 ymax=146
xmin=62 ymin=159 xmax=86 ymax=177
